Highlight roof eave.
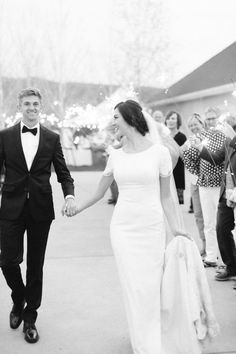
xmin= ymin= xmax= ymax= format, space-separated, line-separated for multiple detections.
xmin=149 ymin=83 xmax=235 ymax=107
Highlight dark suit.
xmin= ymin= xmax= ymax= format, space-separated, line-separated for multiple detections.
xmin=0 ymin=122 xmax=74 ymax=322
xmin=200 ymin=136 xmax=236 ymax=275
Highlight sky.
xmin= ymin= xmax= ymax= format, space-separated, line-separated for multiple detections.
xmin=0 ymin=0 xmax=235 ymax=88
xmin=165 ymin=0 xmax=236 ymax=85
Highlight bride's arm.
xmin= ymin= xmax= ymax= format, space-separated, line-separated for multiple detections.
xmin=73 ymin=175 xmax=114 ymax=215
xmin=160 ymin=175 xmax=189 ymax=238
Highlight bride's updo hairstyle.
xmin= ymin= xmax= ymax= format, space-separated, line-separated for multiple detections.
xmin=114 ymin=100 xmax=149 ymax=136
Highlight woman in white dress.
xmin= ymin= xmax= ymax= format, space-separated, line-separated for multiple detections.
xmin=74 ymin=100 xmax=193 ymax=353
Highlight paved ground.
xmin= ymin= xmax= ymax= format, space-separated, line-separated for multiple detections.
xmin=0 ymin=171 xmax=236 ymax=354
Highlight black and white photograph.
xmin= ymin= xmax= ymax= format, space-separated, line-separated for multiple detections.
xmin=0 ymin=0 xmax=236 ymax=353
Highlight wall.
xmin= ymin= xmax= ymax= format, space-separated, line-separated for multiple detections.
xmin=151 ymin=91 xmax=236 ymax=136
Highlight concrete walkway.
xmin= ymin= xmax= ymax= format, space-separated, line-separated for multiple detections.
xmin=0 ymin=171 xmax=236 ymax=354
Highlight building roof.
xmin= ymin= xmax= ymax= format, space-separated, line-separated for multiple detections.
xmin=151 ymin=41 xmax=236 ymax=105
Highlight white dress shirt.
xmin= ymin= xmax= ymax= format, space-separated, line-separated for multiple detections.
xmin=20 ymin=121 xmax=40 ymax=170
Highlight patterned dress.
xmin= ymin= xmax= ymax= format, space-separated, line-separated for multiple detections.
xmin=182 ymin=128 xmax=226 ymax=187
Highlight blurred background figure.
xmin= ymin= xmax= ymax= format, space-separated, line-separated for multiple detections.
xmin=192 ymin=113 xmax=236 ymax=284
xmin=188 ymin=198 xmax=194 ymax=213
xmin=153 ymin=110 xmax=165 ymax=124
xmin=205 ymin=106 xmax=221 ymax=130
xmin=182 ymin=107 xmax=226 ymax=268
xmin=103 ymin=120 xmax=123 ymax=205
xmin=181 ymin=113 xmax=206 ymax=256
xmin=165 ymin=111 xmax=186 ymax=204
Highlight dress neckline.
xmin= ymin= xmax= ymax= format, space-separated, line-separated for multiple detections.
xmin=121 ymin=144 xmax=156 ymax=155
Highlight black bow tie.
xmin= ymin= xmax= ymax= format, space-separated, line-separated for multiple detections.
xmin=22 ymin=126 xmax=38 ymax=136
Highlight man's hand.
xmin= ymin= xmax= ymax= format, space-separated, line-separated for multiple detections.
xmin=61 ymin=198 xmax=77 ymax=217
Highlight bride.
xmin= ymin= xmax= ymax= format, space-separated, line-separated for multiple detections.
xmin=71 ymin=100 xmax=218 ymax=354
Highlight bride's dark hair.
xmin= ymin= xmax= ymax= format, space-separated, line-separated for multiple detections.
xmin=114 ymin=100 xmax=149 ymax=136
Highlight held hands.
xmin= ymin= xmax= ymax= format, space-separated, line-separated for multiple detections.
xmin=61 ymin=197 xmax=77 ymax=217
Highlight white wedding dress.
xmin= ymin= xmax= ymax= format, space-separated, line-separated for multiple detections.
xmin=104 ymin=144 xmax=172 ymax=353
xmin=103 ymin=141 xmax=219 ymax=354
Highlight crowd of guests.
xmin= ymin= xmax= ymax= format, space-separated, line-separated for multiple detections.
xmin=151 ymin=106 xmax=236 ymax=291
xmin=88 ymin=103 xmax=236 ymax=293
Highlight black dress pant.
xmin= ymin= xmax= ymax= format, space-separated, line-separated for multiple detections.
xmin=0 ymin=200 xmax=52 ymax=323
xmin=216 ymin=198 xmax=236 ymax=274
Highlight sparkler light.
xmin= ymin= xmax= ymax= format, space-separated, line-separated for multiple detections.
xmin=201 ymin=138 xmax=208 ymax=146
xmin=232 ymin=90 xmax=236 ymax=98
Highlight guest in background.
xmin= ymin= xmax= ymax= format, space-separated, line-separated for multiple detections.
xmin=165 ymin=111 xmax=186 ymax=204
xmin=103 ymin=121 xmax=124 ymax=205
xmin=182 ymin=107 xmax=226 ymax=268
xmin=153 ymin=110 xmax=165 ymax=124
xmin=191 ymin=114 xmax=236 ymax=285
xmin=181 ymin=113 xmax=206 ymax=256
xmin=188 ymin=198 xmax=194 ymax=213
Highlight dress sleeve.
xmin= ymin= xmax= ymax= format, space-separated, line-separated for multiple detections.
xmin=159 ymin=146 xmax=172 ymax=177
xmin=103 ymin=151 xmax=114 ymax=176
xmin=182 ymin=146 xmax=200 ymax=176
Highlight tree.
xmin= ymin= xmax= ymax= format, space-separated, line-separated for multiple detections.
xmin=109 ymin=0 xmax=171 ymax=89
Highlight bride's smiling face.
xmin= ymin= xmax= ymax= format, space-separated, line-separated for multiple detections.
xmin=113 ymin=108 xmax=129 ymax=136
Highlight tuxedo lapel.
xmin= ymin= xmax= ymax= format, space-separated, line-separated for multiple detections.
xmin=14 ymin=122 xmax=28 ymax=171
xmin=30 ymin=124 xmax=45 ymax=172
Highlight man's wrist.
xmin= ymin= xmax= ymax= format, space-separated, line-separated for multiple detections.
xmin=65 ymin=195 xmax=75 ymax=200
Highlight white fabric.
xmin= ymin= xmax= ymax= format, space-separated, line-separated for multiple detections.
xmin=199 ymin=186 xmax=220 ymax=263
xmin=20 ymin=121 xmax=40 ymax=170
xmin=190 ymin=173 xmax=198 ymax=185
xmin=226 ymin=187 xmax=236 ymax=203
xmin=143 ymin=115 xmax=185 ymax=241
xmin=162 ymin=236 xmax=219 ymax=354
xmin=143 ymin=111 xmax=162 ymax=145
xmin=103 ymin=115 xmax=218 ymax=353
xmin=104 ymin=144 xmax=171 ymax=353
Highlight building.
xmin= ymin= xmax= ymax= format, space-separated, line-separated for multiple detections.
xmin=149 ymin=41 xmax=236 ymax=131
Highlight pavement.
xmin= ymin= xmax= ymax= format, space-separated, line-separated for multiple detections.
xmin=0 ymin=171 xmax=236 ymax=354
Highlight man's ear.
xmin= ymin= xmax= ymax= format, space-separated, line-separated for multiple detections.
xmin=17 ymin=103 xmax=21 ymax=112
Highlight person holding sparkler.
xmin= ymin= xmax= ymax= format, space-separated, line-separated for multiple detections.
xmin=191 ymin=114 xmax=236 ymax=287
xmin=182 ymin=107 xmax=226 ymax=269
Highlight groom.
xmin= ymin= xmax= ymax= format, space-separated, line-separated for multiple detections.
xmin=0 ymin=88 xmax=76 ymax=343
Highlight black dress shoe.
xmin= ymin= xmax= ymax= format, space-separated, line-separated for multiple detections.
xmin=10 ymin=301 xmax=25 ymax=329
xmin=203 ymin=260 xmax=217 ymax=268
xmin=215 ymin=270 xmax=236 ymax=281
xmin=23 ymin=322 xmax=39 ymax=343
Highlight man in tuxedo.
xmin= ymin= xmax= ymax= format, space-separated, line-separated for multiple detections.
xmin=0 ymin=88 xmax=76 ymax=343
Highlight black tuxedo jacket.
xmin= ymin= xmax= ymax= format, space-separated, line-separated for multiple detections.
xmin=200 ymin=136 xmax=236 ymax=200
xmin=0 ymin=122 xmax=74 ymax=221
